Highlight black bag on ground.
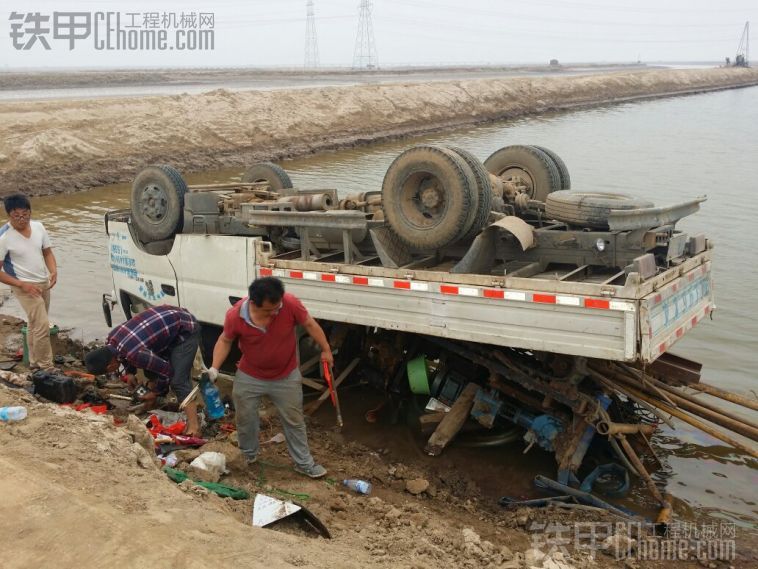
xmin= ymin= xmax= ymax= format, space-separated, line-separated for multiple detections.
xmin=32 ymin=370 xmax=77 ymax=404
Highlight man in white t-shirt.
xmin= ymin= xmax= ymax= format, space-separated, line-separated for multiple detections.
xmin=0 ymin=194 xmax=58 ymax=370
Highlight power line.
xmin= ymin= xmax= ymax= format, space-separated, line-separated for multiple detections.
xmin=304 ymin=0 xmax=320 ymax=68
xmin=353 ymin=0 xmax=379 ymax=69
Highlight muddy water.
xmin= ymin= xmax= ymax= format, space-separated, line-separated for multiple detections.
xmin=6 ymin=85 xmax=757 ymax=524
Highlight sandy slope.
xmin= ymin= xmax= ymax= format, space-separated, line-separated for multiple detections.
xmin=0 ymin=67 xmax=757 ymax=197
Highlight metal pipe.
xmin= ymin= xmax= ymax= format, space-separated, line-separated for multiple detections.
xmin=616 ymin=364 xmax=679 ymax=409
xmin=688 ymin=382 xmax=758 ymax=412
xmin=613 ymin=373 xmax=758 ymax=442
xmin=621 ymin=384 xmax=758 ymax=459
xmin=617 ymin=434 xmax=667 ymax=507
xmin=596 ymin=421 xmax=657 ymax=436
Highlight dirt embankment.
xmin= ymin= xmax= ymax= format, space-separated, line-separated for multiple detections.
xmin=1 ymin=67 xmax=757 ymax=197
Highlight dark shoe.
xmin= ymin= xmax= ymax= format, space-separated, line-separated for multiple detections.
xmin=245 ymin=456 xmax=258 ymax=466
xmin=294 ymin=463 xmax=327 ymax=478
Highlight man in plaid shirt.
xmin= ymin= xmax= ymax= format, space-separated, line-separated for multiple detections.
xmin=85 ymin=305 xmax=202 ymax=436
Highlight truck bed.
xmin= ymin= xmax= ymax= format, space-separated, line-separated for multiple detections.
xmin=106 ymin=215 xmax=714 ymax=364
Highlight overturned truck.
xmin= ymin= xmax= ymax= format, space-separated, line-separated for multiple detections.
xmin=103 ymin=143 xmax=753 ymax=516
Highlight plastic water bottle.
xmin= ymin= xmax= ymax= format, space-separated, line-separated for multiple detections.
xmin=0 ymin=406 xmax=27 ymax=422
xmin=343 ymin=479 xmax=372 ymax=495
xmin=199 ymin=374 xmax=225 ymax=420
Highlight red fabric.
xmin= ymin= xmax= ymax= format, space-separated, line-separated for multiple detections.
xmin=223 ymin=292 xmax=309 ymax=380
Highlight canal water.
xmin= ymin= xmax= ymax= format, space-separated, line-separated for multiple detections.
xmin=6 ymin=85 xmax=757 ymax=525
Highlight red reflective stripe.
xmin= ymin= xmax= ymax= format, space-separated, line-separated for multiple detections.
xmin=672 ymin=283 xmax=678 ymax=292
xmin=290 ymin=271 xmax=303 ymax=279
xmin=483 ymin=289 xmax=504 ymax=299
xmin=353 ymin=276 xmax=368 ymax=285
xmin=259 ymin=267 xmax=273 ymax=277
xmin=440 ymin=285 xmax=459 ymax=295
xmin=691 ymin=316 xmax=698 ymax=326
xmin=533 ymin=294 xmax=556 ymax=304
xmin=321 ymin=274 xmax=336 ymax=282
xmin=688 ymin=273 xmax=694 ymax=281
xmin=676 ymin=328 xmax=683 ymax=338
xmin=585 ymin=298 xmax=610 ymax=310
xmin=393 ymin=281 xmax=411 ymax=289
xmin=654 ymin=294 xmax=662 ymax=304
xmin=659 ymin=343 xmax=667 ymax=354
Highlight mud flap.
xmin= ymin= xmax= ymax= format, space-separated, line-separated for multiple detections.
xmin=452 ymin=216 xmax=534 ymax=274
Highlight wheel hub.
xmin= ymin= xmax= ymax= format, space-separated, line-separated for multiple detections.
xmin=419 ymin=185 xmax=442 ymax=209
xmin=139 ymin=184 xmax=168 ymax=222
xmin=500 ymin=167 xmax=535 ymax=198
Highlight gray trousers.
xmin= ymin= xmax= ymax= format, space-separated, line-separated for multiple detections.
xmin=166 ymin=329 xmax=200 ymax=401
xmin=232 ymin=367 xmax=315 ymax=469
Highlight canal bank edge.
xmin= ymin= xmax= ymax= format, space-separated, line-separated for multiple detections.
xmin=1 ymin=67 xmax=757 ymax=197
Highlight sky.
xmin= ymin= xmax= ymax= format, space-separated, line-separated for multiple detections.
xmin=0 ymin=0 xmax=755 ymax=69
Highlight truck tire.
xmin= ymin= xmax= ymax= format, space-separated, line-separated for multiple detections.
xmin=382 ymin=145 xmax=475 ymax=250
xmin=531 ymin=146 xmax=571 ymax=190
xmin=241 ymin=162 xmax=293 ymax=191
xmin=484 ymin=145 xmax=562 ymax=202
xmin=131 ymin=165 xmax=187 ymax=243
xmin=447 ymin=146 xmax=493 ymax=241
xmin=545 ymin=191 xmax=654 ymax=229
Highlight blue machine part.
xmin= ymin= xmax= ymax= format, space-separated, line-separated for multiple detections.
xmin=470 ymin=390 xmax=564 ymax=451
xmin=525 ymin=414 xmax=563 ymax=452
xmin=471 ymin=388 xmax=503 ymax=428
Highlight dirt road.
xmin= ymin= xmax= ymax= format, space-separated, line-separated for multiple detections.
xmin=1 ymin=67 xmax=757 ymax=197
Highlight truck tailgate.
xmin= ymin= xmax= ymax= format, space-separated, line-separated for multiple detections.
xmin=639 ymin=260 xmax=714 ymax=363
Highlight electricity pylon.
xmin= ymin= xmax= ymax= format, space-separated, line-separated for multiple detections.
xmin=305 ymin=0 xmax=320 ymax=68
xmin=353 ymin=0 xmax=378 ymax=69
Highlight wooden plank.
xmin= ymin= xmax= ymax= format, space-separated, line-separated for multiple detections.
xmin=424 ymin=383 xmax=479 ymax=456
xmin=302 ymin=377 xmax=326 ymax=392
xmin=418 ymin=411 xmax=447 ymax=425
xmin=304 ymin=358 xmax=360 ymax=415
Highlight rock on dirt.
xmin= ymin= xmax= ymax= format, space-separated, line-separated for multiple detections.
xmin=406 ymin=478 xmax=430 ymax=495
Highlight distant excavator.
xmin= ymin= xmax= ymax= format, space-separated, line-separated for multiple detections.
xmin=728 ymin=21 xmax=750 ymax=67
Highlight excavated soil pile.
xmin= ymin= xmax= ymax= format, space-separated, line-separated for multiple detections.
xmin=1 ymin=67 xmax=757 ymax=196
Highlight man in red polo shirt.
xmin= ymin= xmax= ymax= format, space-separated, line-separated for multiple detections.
xmin=207 ymin=277 xmax=332 ymax=478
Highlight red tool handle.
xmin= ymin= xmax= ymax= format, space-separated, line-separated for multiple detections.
xmin=322 ymin=360 xmax=337 ymax=406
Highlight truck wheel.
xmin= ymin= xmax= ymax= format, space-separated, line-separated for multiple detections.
xmin=484 ymin=145 xmax=562 ymax=202
xmin=447 ymin=146 xmax=493 ymax=241
xmin=382 ymin=145 xmax=475 ymax=250
xmin=131 ymin=165 xmax=187 ymax=243
xmin=241 ymin=162 xmax=293 ymax=191
xmin=545 ymin=191 xmax=654 ymax=229
xmin=531 ymin=146 xmax=571 ymax=190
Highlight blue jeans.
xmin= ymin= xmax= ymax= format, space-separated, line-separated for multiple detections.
xmin=232 ymin=367 xmax=316 ymax=469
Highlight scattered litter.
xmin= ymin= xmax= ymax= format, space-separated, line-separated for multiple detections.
xmin=264 ymin=432 xmax=286 ymax=445
xmin=252 ymin=493 xmax=331 ymax=538
xmin=343 ymin=478 xmax=372 ymax=495
xmin=189 ymin=451 xmax=227 ymax=482
xmin=163 ymin=466 xmax=249 ymax=499
xmin=425 ymin=397 xmax=451 ymax=413
xmin=0 ymin=369 xmax=30 ymax=388
xmin=0 ymin=405 xmax=27 ymax=422
xmin=253 ymin=493 xmax=302 ymax=527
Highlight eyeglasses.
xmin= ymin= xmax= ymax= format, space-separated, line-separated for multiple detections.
xmin=9 ymin=211 xmax=31 ymax=220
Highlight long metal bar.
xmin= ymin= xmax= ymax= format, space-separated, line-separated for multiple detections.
xmin=611 ymin=369 xmax=758 ymax=441
xmin=617 ymin=435 xmax=666 ymax=506
xmin=620 ymin=384 xmax=758 ymax=459
xmin=688 ymin=382 xmax=758 ymax=412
